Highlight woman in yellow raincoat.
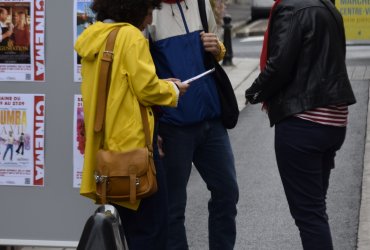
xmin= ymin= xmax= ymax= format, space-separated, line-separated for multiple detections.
xmin=74 ymin=0 xmax=189 ymax=249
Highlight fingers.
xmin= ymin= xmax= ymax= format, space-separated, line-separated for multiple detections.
xmin=163 ymin=78 xmax=189 ymax=96
xmin=201 ymin=32 xmax=218 ymax=48
xmin=164 ymin=78 xmax=180 ymax=82
xmin=200 ymin=32 xmax=221 ymax=56
xmin=174 ymin=80 xmax=189 ymax=96
xmin=200 ymin=31 xmax=218 ymax=42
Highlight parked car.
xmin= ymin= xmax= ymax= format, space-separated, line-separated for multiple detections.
xmin=251 ymin=0 xmax=274 ymax=21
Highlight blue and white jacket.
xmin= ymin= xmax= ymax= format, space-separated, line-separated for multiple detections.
xmin=148 ymin=0 xmax=223 ymax=126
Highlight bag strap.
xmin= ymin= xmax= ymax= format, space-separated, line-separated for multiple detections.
xmin=94 ymin=27 xmax=152 ymax=152
xmin=198 ymin=0 xmax=219 ymax=70
xmin=198 ymin=0 xmax=208 ymax=33
xmin=94 ymin=28 xmax=120 ymax=133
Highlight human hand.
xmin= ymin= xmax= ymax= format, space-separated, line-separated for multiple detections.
xmin=200 ymin=31 xmax=221 ymax=57
xmin=245 ymin=84 xmax=261 ymax=105
xmin=165 ymin=78 xmax=189 ymax=96
xmin=174 ymin=80 xmax=189 ymax=96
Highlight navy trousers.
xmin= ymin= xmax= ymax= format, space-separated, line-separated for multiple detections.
xmin=275 ymin=117 xmax=346 ymax=250
xmin=159 ymin=119 xmax=239 ymax=250
xmin=114 ymin=128 xmax=168 ymax=250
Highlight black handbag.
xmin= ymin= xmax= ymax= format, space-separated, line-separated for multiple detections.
xmin=77 ymin=205 xmax=128 ymax=250
xmin=198 ymin=0 xmax=239 ymax=129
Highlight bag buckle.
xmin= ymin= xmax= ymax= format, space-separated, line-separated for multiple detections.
xmin=102 ymin=50 xmax=114 ymax=62
xmin=95 ymin=174 xmax=108 ymax=183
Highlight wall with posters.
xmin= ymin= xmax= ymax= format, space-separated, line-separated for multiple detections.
xmin=0 ymin=0 xmax=96 ymax=247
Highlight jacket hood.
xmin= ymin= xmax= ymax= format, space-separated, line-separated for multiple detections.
xmin=74 ymin=22 xmax=129 ymax=61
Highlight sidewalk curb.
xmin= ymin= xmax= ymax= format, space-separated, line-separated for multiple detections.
xmin=231 ymin=20 xmax=248 ymax=36
xmin=235 ymin=19 xmax=267 ymax=38
xmin=218 ymin=20 xmax=247 ymax=39
xmin=357 ymin=83 xmax=370 ymax=249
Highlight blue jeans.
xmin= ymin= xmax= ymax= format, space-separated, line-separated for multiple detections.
xmin=159 ymin=119 xmax=239 ymax=250
xmin=3 ymin=144 xmax=13 ymax=160
xmin=275 ymin=117 xmax=346 ymax=250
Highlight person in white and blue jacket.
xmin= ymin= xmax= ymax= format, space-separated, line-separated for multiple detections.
xmin=147 ymin=0 xmax=239 ymax=249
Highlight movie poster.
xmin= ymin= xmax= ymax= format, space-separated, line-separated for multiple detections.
xmin=0 ymin=0 xmax=45 ymax=81
xmin=0 ymin=94 xmax=45 ymax=186
xmin=73 ymin=95 xmax=84 ymax=188
xmin=74 ymin=0 xmax=95 ymax=82
xmin=336 ymin=1 xmax=370 ymax=41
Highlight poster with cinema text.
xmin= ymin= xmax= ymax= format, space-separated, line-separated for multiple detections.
xmin=74 ymin=0 xmax=95 ymax=82
xmin=0 ymin=0 xmax=45 ymax=81
xmin=73 ymin=95 xmax=84 ymax=188
xmin=0 ymin=94 xmax=45 ymax=186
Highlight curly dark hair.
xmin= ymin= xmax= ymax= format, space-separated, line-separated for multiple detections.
xmin=91 ymin=0 xmax=162 ymax=28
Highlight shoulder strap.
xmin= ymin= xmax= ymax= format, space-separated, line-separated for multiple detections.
xmin=94 ymin=27 xmax=120 ymax=133
xmin=197 ymin=0 xmax=215 ymax=69
xmin=94 ymin=27 xmax=152 ymax=151
xmin=198 ymin=0 xmax=208 ymax=33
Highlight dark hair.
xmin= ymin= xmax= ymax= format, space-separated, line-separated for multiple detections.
xmin=91 ymin=0 xmax=161 ymax=28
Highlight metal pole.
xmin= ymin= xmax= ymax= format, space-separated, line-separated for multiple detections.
xmin=222 ymin=15 xmax=233 ymax=66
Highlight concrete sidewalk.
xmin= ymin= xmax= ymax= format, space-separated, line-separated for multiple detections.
xmin=356 ymin=63 xmax=370 ymax=249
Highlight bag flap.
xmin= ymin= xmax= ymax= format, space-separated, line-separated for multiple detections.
xmin=96 ymin=148 xmax=150 ymax=176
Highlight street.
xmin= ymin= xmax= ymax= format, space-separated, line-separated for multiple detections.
xmin=184 ymin=36 xmax=369 ymax=249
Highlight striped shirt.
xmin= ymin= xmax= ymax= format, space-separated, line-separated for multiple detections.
xmin=295 ymin=105 xmax=348 ymax=127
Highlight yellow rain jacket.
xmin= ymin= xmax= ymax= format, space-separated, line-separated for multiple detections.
xmin=75 ymin=22 xmax=178 ymax=210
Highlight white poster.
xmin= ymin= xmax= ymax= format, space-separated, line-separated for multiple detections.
xmin=73 ymin=94 xmax=84 ymax=188
xmin=0 ymin=0 xmax=45 ymax=81
xmin=73 ymin=0 xmax=95 ymax=82
xmin=0 ymin=94 xmax=45 ymax=186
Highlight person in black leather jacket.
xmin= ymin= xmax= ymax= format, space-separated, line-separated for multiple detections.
xmin=245 ymin=0 xmax=356 ymax=249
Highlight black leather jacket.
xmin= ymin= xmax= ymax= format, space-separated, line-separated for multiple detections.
xmin=245 ymin=0 xmax=356 ymax=126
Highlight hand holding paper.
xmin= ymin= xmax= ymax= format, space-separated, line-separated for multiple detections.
xmin=164 ymin=78 xmax=189 ymax=96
